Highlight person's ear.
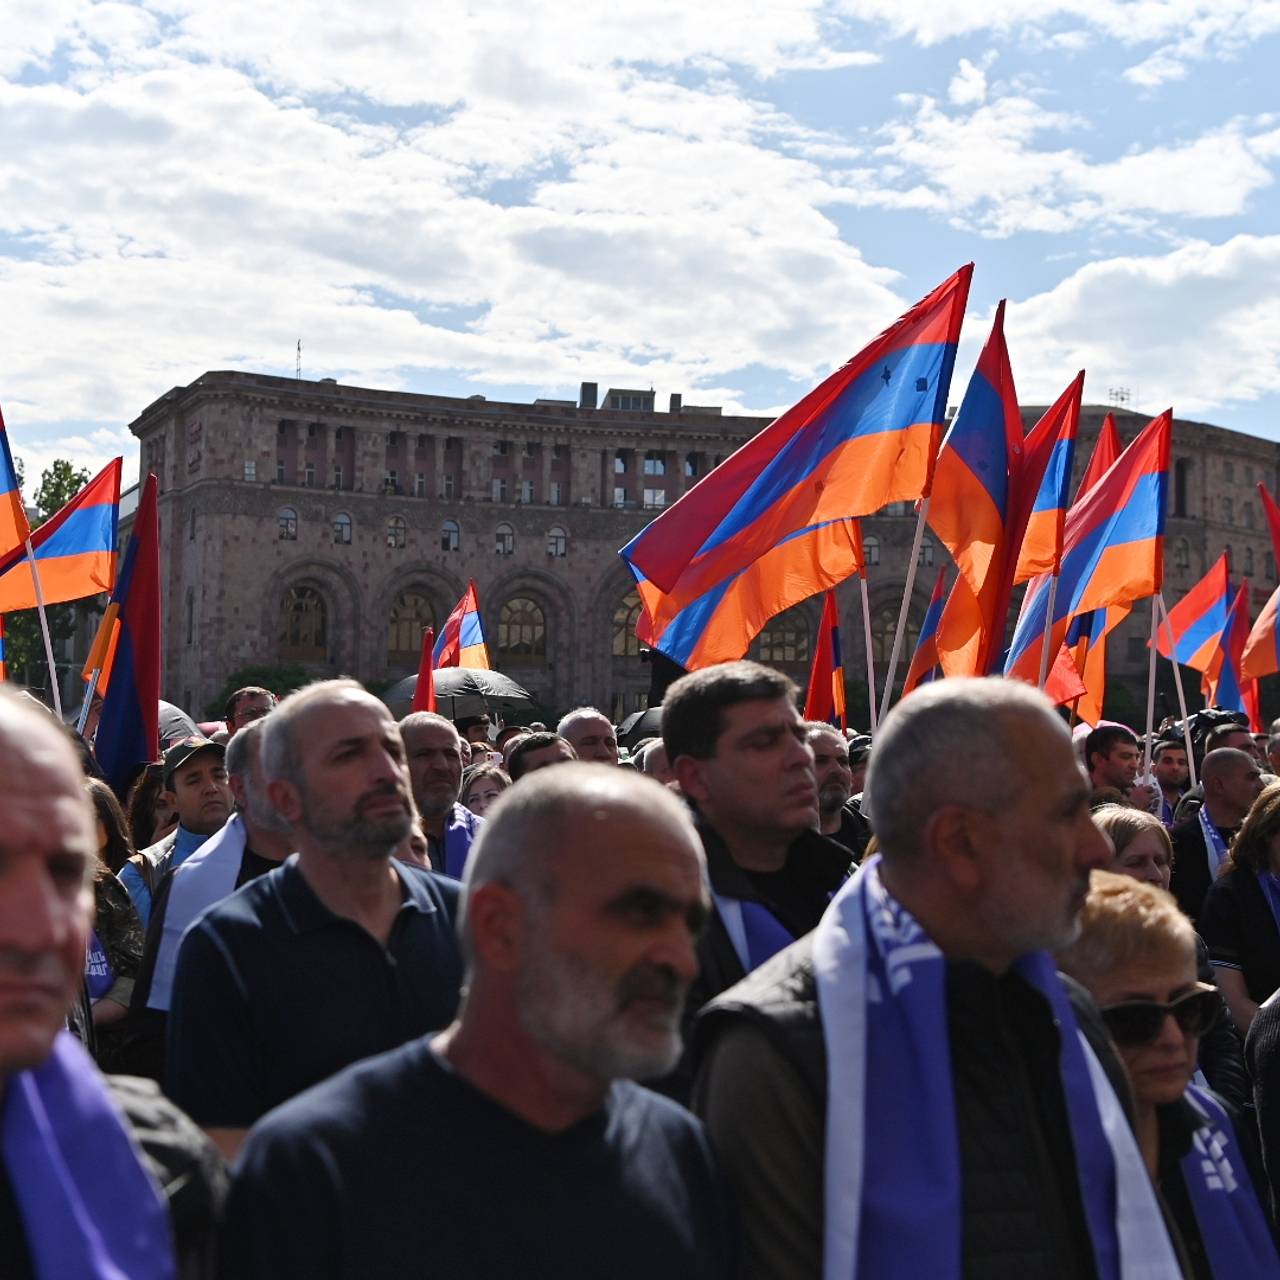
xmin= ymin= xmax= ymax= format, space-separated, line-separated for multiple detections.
xmin=466 ymin=883 xmax=526 ymax=971
xmin=673 ymin=755 xmax=711 ymax=806
xmin=923 ymin=804 xmax=989 ymax=893
xmin=266 ymin=778 xmax=304 ymax=826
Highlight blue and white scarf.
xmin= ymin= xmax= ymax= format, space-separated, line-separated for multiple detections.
xmin=439 ymin=804 xmax=484 ymax=880
xmin=1198 ymin=807 xmax=1230 ymax=878
xmin=710 ymin=892 xmax=795 ymax=973
xmin=1181 ymin=1083 xmax=1279 ymax=1277
xmin=1 ymin=1032 xmax=174 ymax=1279
xmin=813 ymin=856 xmax=1179 ymax=1280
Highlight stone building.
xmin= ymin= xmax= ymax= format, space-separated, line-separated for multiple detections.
xmin=124 ymin=370 xmax=1278 ymax=725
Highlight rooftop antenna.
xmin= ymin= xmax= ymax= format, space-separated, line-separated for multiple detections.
xmin=1108 ymin=386 xmax=1131 ymax=407
xmin=296 ymin=339 xmax=302 ymax=381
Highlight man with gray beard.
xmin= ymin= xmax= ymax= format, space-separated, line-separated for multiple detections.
xmin=166 ymin=680 xmax=462 ymax=1162
xmin=219 ymin=764 xmax=735 ymax=1280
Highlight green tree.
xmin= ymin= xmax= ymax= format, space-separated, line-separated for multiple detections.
xmin=6 ymin=459 xmax=92 ymax=693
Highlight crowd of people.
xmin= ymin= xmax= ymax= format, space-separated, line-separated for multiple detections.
xmin=5 ymin=665 xmax=1280 ymax=1276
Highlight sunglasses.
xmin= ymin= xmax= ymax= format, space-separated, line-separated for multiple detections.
xmin=1099 ymin=984 xmax=1219 ymax=1046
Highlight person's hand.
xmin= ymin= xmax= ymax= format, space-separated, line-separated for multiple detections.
xmin=1127 ymin=781 xmax=1158 ymax=812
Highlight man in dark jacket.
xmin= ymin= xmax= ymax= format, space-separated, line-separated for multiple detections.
xmin=692 ymin=677 xmax=1181 ymax=1280
xmin=0 ymin=690 xmax=223 ymax=1278
xmin=659 ymin=663 xmax=850 ymax=1100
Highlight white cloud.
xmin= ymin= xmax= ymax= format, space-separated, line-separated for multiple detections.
xmin=948 ymin=57 xmax=989 ymax=105
xmin=998 ymin=235 xmax=1280 ymax=416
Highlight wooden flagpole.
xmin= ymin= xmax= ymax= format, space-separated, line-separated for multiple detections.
xmin=878 ymin=497 xmax=930 ymax=723
xmin=1157 ymin=591 xmax=1198 ymax=789
xmin=859 ymin=573 xmax=877 ymax=732
xmin=24 ymin=537 xmax=62 ymax=720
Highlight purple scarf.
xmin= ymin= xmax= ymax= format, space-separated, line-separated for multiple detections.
xmin=1181 ymin=1084 xmax=1279 ymax=1277
xmin=1 ymin=1032 xmax=175 ymax=1280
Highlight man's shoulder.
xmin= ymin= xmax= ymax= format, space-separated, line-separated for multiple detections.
xmin=187 ymin=860 xmax=290 ymax=937
xmin=397 ymin=860 xmax=463 ymax=913
xmin=137 ymin=830 xmax=179 ymax=868
xmin=1170 ymin=815 xmax=1204 ymax=843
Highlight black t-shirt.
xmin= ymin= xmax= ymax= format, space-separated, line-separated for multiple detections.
xmin=219 ymin=1040 xmax=736 ymax=1279
xmin=0 ymin=1162 xmax=34 ymax=1280
xmin=235 ymin=847 xmax=282 ymax=888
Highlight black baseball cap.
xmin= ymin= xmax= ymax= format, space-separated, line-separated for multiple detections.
xmin=162 ymin=736 xmax=226 ymax=788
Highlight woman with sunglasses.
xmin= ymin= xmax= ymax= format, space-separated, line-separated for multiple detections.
xmin=1059 ymin=871 xmax=1277 ymax=1278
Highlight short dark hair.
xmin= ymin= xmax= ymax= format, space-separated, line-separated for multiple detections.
xmin=1084 ymin=724 xmax=1138 ymax=770
xmin=507 ymin=732 xmax=573 ymax=782
xmin=225 ymin=686 xmax=276 ymax=722
xmin=1205 ymin=722 xmax=1253 ymax=755
xmin=661 ymin=661 xmax=797 ymax=762
xmin=1152 ymin=739 xmax=1187 ymax=764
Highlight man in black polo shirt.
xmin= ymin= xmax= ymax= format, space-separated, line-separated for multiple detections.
xmin=219 ymin=764 xmax=734 ymax=1279
xmin=805 ymin=722 xmax=867 ymax=858
xmin=166 ymin=679 xmax=462 ymax=1161
xmin=660 ymin=662 xmax=850 ymax=1100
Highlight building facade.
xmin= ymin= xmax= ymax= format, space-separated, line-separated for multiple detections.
xmin=125 ymin=370 xmax=1278 ymax=724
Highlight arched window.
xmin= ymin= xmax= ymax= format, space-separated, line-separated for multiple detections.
xmin=494 ymin=523 xmax=515 ymax=556
xmin=546 ymin=526 xmax=568 ymax=557
xmin=279 ymin=585 xmax=328 ymax=661
xmin=863 ymin=534 xmax=880 ymax=567
xmin=497 ymin=597 xmax=546 ymax=662
xmin=332 ymin=512 xmax=352 ymax=545
xmin=1174 ymin=538 xmax=1190 ymax=570
xmin=918 ymin=536 xmax=935 ymax=567
xmin=388 ymin=590 xmax=435 ymax=667
xmin=277 ymin=507 xmax=298 ymax=541
xmin=872 ymin=605 xmax=920 ymax=666
xmin=755 ymin=607 xmax=810 ymax=664
xmin=386 ymin=515 xmax=407 ymax=549
xmin=613 ymin=592 xmax=642 ymax=658
xmin=1245 ymin=547 xmax=1255 ymax=576
xmin=441 ymin=519 xmax=460 ymax=552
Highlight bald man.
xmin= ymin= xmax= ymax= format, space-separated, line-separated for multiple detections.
xmin=166 ymin=679 xmax=463 ymax=1161
xmin=221 ymin=765 xmax=734 ymax=1278
xmin=1170 ymin=747 xmax=1266 ymax=923
xmin=0 ymin=690 xmax=223 ymax=1276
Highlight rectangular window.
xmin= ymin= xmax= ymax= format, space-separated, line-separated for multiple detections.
xmin=415 ymin=473 xmax=426 ymax=497
xmin=493 ymin=440 xmax=511 ymax=455
xmin=519 ymin=480 xmax=534 ymax=503
xmin=492 ymin=478 xmax=507 ymax=502
xmin=549 ymin=481 xmax=563 ymax=506
xmin=275 ymin=459 xmax=285 ymax=483
xmin=332 ymin=465 xmax=343 ymax=489
xmin=243 ymin=459 xmax=257 ymax=481
xmin=613 ymin=486 xmax=627 ymax=508
xmin=304 ymin=462 xmax=315 ymax=487
xmin=643 ymin=488 xmax=667 ymax=509
xmin=384 ymin=470 xmax=398 ymax=492
xmin=614 ymin=453 xmax=627 ymax=474
xmin=644 ymin=455 xmax=667 ymax=476
xmin=442 ymin=474 xmax=456 ymax=499
xmin=684 ymin=454 xmax=701 ymax=479
xmin=553 ymin=444 xmax=566 ymax=460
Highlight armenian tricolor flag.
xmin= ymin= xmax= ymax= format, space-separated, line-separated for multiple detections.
xmin=0 ymin=615 xmax=7 ymax=682
xmin=928 ymin=301 xmax=1022 ymax=678
xmin=803 ymin=590 xmax=847 ymax=730
xmin=0 ymin=404 xmax=31 ymax=556
xmin=1005 ymin=410 xmax=1171 ymax=688
xmin=1204 ymin=580 xmax=1260 ymax=730
xmin=902 ymin=568 xmax=947 ymax=697
xmin=1155 ymin=553 xmax=1231 ymax=672
xmin=621 ymin=265 xmax=972 ymax=662
xmin=0 ymin=459 xmax=121 ymax=612
xmin=92 ymin=474 xmax=161 ymax=798
xmin=433 ymin=581 xmax=490 ymax=669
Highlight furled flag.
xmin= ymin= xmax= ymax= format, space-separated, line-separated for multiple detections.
xmin=433 ymin=581 xmax=490 ymax=669
xmin=1060 ymin=413 xmax=1125 ymax=722
xmin=1005 ymin=410 xmax=1171 ymax=688
xmin=632 ymin=517 xmax=864 ymax=669
xmin=803 ymin=590 xmax=846 ymax=730
xmin=0 ymin=459 xmax=121 ymax=612
xmin=0 ymin=403 xmax=32 ymax=556
xmin=927 ymin=301 xmax=1022 ymax=678
xmin=621 ymin=265 xmax=972 ymax=628
xmin=411 ymin=627 xmax=439 ymax=713
xmin=1154 ymin=553 xmax=1231 ymax=671
xmin=1203 ymin=580 xmax=1260 ymax=730
xmin=93 ymin=475 xmax=161 ymax=798
xmin=1243 ymin=581 xmax=1280 ymax=680
xmin=0 ymin=614 xmax=7 ymax=682
xmin=1259 ymin=482 xmax=1280 ymax=577
xmin=902 ymin=568 xmax=947 ymax=697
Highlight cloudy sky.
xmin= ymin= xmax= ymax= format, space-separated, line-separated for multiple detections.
xmin=4 ymin=1 xmax=1280 ymax=488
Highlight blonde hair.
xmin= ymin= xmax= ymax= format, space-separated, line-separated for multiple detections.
xmin=1092 ymin=804 xmax=1172 ymax=862
xmin=1056 ymin=869 xmax=1195 ymax=983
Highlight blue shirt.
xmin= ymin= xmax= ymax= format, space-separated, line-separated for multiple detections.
xmin=165 ymin=856 xmax=462 ymax=1128
xmin=118 ymin=825 xmax=210 ymax=930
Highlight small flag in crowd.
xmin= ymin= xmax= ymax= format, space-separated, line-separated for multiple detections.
xmin=0 ymin=404 xmax=32 ymax=556
xmin=803 ymin=590 xmax=846 ymax=730
xmin=433 ymin=581 xmax=490 ymax=669
xmin=412 ymin=627 xmax=438 ymax=713
xmin=1155 ymin=553 xmax=1231 ymax=671
xmin=1243 ymin=582 xmax=1280 ymax=681
xmin=902 ymin=568 xmax=947 ymax=697
xmin=1203 ymin=580 xmax=1260 ymax=730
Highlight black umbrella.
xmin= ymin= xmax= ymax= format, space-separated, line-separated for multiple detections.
xmin=619 ymin=705 xmax=663 ymax=750
xmin=382 ymin=668 xmax=533 ymax=720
